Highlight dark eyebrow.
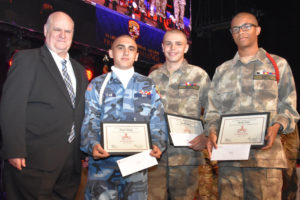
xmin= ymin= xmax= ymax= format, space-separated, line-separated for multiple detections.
xmin=115 ymin=44 xmax=125 ymax=48
xmin=128 ymin=45 xmax=137 ymax=50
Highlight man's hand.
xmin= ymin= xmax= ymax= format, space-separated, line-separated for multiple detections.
xmin=189 ymin=134 xmax=208 ymax=151
xmin=8 ymin=158 xmax=26 ymax=171
xmin=92 ymin=144 xmax=110 ymax=159
xmin=261 ymin=123 xmax=281 ymax=150
xmin=206 ymin=131 xmax=218 ymax=158
xmin=150 ymin=145 xmax=162 ymax=159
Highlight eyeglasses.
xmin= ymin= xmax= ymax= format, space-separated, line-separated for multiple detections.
xmin=230 ymin=23 xmax=258 ymax=34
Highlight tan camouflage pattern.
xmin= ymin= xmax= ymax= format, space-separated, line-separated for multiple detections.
xmin=168 ymin=166 xmax=200 ymax=200
xmin=150 ymin=60 xmax=210 ymax=166
xmin=219 ymin=167 xmax=282 ymax=200
xmin=281 ymin=124 xmax=299 ymax=200
xmin=205 ymin=48 xmax=299 ymax=168
xmin=147 ymin=165 xmax=167 ymax=200
xmin=195 ymin=149 xmax=218 ymax=200
xmin=148 ymin=60 xmax=212 ymax=199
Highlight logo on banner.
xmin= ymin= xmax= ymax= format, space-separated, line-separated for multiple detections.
xmin=128 ymin=20 xmax=140 ymax=40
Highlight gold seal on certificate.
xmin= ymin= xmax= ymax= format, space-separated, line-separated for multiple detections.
xmin=217 ymin=112 xmax=270 ymax=148
xmin=166 ymin=113 xmax=204 ymax=146
xmin=101 ymin=122 xmax=152 ymax=155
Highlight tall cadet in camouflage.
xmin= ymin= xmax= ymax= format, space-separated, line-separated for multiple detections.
xmin=148 ymin=29 xmax=211 ymax=199
xmin=80 ymin=35 xmax=167 ymax=199
xmin=206 ymin=12 xmax=299 ymax=200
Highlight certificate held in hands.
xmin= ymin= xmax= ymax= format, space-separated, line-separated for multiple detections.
xmin=166 ymin=113 xmax=204 ymax=146
xmin=217 ymin=112 xmax=270 ymax=148
xmin=211 ymin=112 xmax=270 ymax=161
xmin=101 ymin=122 xmax=152 ymax=155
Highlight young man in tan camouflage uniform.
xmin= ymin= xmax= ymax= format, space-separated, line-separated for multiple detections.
xmin=206 ymin=12 xmax=299 ymax=200
xmin=148 ymin=29 xmax=211 ymax=200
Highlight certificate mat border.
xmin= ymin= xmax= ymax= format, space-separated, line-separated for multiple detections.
xmin=165 ymin=113 xmax=204 ymax=147
xmin=217 ymin=112 xmax=270 ymax=148
xmin=101 ymin=122 xmax=152 ymax=155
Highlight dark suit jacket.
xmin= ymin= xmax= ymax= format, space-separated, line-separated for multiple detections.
xmin=0 ymin=45 xmax=88 ymax=172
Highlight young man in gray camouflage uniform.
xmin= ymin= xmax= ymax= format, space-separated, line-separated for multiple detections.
xmin=80 ymin=35 xmax=167 ymax=199
xmin=206 ymin=12 xmax=299 ymax=200
xmin=148 ymin=29 xmax=211 ymax=200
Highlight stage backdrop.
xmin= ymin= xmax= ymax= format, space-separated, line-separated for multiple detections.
xmin=86 ymin=0 xmax=192 ymax=64
xmin=95 ymin=4 xmax=164 ymax=63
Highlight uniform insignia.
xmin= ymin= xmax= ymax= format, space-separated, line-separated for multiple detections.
xmin=135 ymin=90 xmax=152 ymax=98
xmin=155 ymin=85 xmax=160 ymax=95
xmin=254 ymin=70 xmax=276 ymax=81
xmin=178 ymin=82 xmax=200 ymax=90
xmin=105 ymin=92 xmax=116 ymax=97
xmin=87 ymin=85 xmax=92 ymax=91
xmin=154 ymin=85 xmax=162 ymax=98
xmin=139 ymin=89 xmax=152 ymax=95
xmin=256 ymin=70 xmax=275 ymax=75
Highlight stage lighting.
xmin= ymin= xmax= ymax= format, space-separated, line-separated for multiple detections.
xmin=85 ymin=68 xmax=94 ymax=81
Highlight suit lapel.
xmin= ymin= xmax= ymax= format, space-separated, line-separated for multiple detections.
xmin=70 ymin=58 xmax=84 ymax=108
xmin=40 ymin=45 xmax=73 ymax=107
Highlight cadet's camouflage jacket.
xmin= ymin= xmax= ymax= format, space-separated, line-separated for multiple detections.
xmin=81 ymin=71 xmax=168 ymax=166
xmin=149 ymin=60 xmax=211 ymax=166
xmin=205 ymin=48 xmax=299 ymax=168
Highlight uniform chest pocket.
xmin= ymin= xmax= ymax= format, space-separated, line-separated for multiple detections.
xmin=133 ymin=93 xmax=152 ymax=118
xmin=253 ymin=80 xmax=278 ymax=111
xmin=253 ymin=79 xmax=277 ymax=90
xmin=179 ymin=88 xmax=199 ymax=100
xmin=217 ymin=90 xmax=236 ymax=112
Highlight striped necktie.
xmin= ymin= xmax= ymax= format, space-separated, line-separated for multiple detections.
xmin=61 ymin=59 xmax=75 ymax=107
xmin=61 ymin=59 xmax=76 ymax=143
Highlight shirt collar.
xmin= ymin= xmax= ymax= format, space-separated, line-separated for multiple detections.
xmin=161 ymin=59 xmax=189 ymax=77
xmin=110 ymin=66 xmax=136 ymax=82
xmin=47 ymin=47 xmax=70 ymax=65
xmin=232 ymin=48 xmax=266 ymax=67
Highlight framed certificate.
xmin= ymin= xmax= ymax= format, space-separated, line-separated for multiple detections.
xmin=101 ymin=122 xmax=152 ymax=155
xmin=166 ymin=113 xmax=204 ymax=146
xmin=217 ymin=112 xmax=270 ymax=148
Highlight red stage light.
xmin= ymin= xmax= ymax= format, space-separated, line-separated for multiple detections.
xmin=9 ymin=58 xmax=13 ymax=67
xmin=86 ymin=68 xmax=94 ymax=81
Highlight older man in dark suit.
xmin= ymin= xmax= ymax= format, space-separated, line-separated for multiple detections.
xmin=0 ymin=11 xmax=88 ymax=199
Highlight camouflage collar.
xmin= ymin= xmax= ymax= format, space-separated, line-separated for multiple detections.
xmin=232 ymin=48 xmax=267 ymax=67
xmin=161 ymin=59 xmax=189 ymax=76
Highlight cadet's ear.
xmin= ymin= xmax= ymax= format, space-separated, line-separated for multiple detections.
xmin=184 ymin=44 xmax=189 ymax=53
xmin=135 ymin=52 xmax=139 ymax=61
xmin=108 ymin=49 xmax=113 ymax=59
xmin=256 ymin=26 xmax=261 ymax=36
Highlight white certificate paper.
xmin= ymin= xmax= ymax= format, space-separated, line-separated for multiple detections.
xmin=170 ymin=133 xmax=199 ymax=146
xmin=102 ymin=122 xmax=151 ymax=155
xmin=166 ymin=114 xmax=204 ymax=146
xmin=117 ymin=150 xmax=158 ymax=177
xmin=211 ymin=144 xmax=251 ymax=161
xmin=218 ymin=113 xmax=269 ymax=148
